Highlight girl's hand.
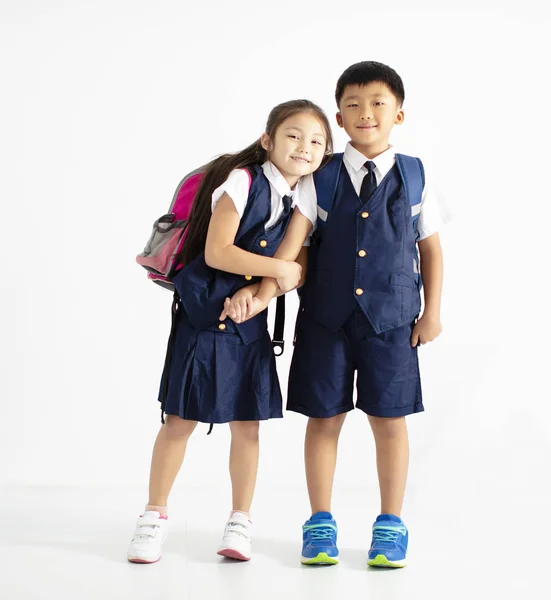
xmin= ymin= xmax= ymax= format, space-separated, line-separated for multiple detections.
xmin=411 ymin=314 xmax=442 ymax=347
xmin=219 ymin=294 xmax=269 ymax=324
xmin=219 ymin=286 xmax=255 ymax=322
xmin=240 ymin=296 xmax=269 ymax=323
xmin=276 ymin=261 xmax=302 ymax=293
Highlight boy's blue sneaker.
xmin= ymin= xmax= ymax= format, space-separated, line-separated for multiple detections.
xmin=367 ymin=514 xmax=408 ymax=568
xmin=301 ymin=511 xmax=339 ymax=565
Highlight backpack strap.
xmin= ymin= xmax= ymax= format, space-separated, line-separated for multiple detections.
xmin=394 ymin=154 xmax=425 ymax=240
xmin=268 ymin=158 xmax=286 ymax=355
xmin=313 ymin=154 xmax=344 ymax=233
xmin=169 ymin=165 xmax=208 ymax=213
xmin=272 ymin=295 xmax=285 ymax=356
xmin=272 ymin=157 xmax=342 ymax=354
xmin=243 ymin=164 xmax=285 ymax=357
xmin=242 ymin=166 xmax=254 ymax=188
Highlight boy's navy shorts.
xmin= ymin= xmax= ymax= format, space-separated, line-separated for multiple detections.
xmin=287 ymin=307 xmax=423 ymax=419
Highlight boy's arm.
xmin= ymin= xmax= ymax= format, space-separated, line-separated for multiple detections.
xmin=295 ymin=245 xmax=308 ymax=288
xmin=411 ymin=232 xmax=443 ymax=346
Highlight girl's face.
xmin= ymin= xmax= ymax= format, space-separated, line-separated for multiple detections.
xmin=261 ymin=112 xmax=328 ymax=187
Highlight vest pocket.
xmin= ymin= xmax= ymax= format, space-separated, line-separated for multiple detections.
xmin=389 ymin=274 xmax=414 ymax=324
xmin=389 ymin=274 xmax=415 ymax=287
xmin=389 ymin=274 xmax=421 ymax=324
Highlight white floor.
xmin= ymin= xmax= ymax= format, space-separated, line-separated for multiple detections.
xmin=1 ymin=479 xmax=546 ymax=600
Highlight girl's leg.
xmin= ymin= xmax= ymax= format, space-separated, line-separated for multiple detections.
xmin=304 ymin=414 xmax=347 ymax=514
xmin=146 ymin=415 xmax=198 ymax=514
xmin=368 ymin=415 xmax=409 ymax=517
xmin=228 ymin=420 xmax=260 ymax=514
xmin=217 ymin=420 xmax=259 ymax=561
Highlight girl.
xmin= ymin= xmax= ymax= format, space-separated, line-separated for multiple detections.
xmin=128 ymin=100 xmax=333 ymax=564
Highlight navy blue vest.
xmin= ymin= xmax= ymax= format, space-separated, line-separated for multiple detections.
xmin=174 ymin=165 xmax=292 ymax=344
xmin=302 ymin=156 xmax=422 ymax=334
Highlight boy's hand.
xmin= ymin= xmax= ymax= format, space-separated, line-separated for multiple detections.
xmin=276 ymin=261 xmax=302 ymax=293
xmin=411 ymin=314 xmax=442 ymax=347
xmin=219 ymin=286 xmax=255 ymax=322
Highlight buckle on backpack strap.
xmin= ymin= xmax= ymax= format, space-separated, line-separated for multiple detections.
xmin=272 ymin=339 xmax=284 ymax=357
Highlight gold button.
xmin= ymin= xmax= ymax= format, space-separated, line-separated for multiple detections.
xmin=218 ymin=323 xmax=226 ymax=331
xmin=358 ymin=250 xmax=367 ymax=257
xmin=259 ymin=240 xmax=268 ymax=248
xmin=361 ymin=211 xmax=369 ymax=218
xmin=245 ymin=275 xmax=252 ymax=280
xmin=356 ymin=288 xmax=364 ymax=296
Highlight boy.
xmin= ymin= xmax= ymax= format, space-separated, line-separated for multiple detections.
xmin=287 ymin=61 xmax=446 ymax=568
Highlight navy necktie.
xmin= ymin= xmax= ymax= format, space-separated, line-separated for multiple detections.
xmin=359 ymin=161 xmax=377 ymax=204
xmin=282 ymin=194 xmax=293 ymax=215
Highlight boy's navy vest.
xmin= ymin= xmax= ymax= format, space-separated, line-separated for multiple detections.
xmin=174 ymin=164 xmax=292 ymax=344
xmin=301 ymin=153 xmax=424 ymax=334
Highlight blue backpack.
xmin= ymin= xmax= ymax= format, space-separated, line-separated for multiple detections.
xmin=314 ymin=153 xmax=425 ymax=238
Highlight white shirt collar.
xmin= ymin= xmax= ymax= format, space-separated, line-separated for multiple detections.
xmin=344 ymin=142 xmax=396 ymax=179
xmin=262 ymin=161 xmax=294 ymax=198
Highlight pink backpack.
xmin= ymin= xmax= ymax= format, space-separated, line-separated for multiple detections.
xmin=136 ymin=166 xmax=252 ymax=290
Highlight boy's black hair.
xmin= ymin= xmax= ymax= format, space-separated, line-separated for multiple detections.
xmin=335 ymin=61 xmax=405 ymax=107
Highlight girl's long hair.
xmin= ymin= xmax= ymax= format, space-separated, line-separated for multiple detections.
xmin=179 ymin=99 xmax=333 ymax=265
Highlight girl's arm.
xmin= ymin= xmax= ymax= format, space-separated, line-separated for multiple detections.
xmin=219 ymin=225 xmax=310 ymax=323
xmin=411 ymin=232 xmax=443 ymax=346
xmin=255 ymin=209 xmax=312 ymax=304
xmin=204 ymin=193 xmax=299 ymax=287
xmin=220 ymin=216 xmax=311 ymax=323
xmin=232 ymin=221 xmax=310 ymax=301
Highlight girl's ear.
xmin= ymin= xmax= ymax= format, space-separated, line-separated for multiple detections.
xmin=260 ymin=133 xmax=271 ymax=151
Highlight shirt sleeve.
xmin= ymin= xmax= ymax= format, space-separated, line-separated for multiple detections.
xmin=211 ymin=168 xmax=251 ymax=218
xmin=416 ymin=175 xmax=452 ymax=241
xmin=295 ymin=174 xmax=318 ymax=246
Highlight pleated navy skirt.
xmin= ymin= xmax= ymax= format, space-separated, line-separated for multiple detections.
xmin=158 ymin=303 xmax=283 ymax=423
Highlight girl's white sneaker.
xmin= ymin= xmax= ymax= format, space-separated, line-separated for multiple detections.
xmin=127 ymin=511 xmax=168 ymax=563
xmin=217 ymin=512 xmax=252 ymax=561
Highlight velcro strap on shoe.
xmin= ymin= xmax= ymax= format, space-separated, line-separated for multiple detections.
xmin=138 ymin=516 xmax=164 ymax=528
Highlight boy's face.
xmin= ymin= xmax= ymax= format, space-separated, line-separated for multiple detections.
xmin=336 ymin=82 xmax=404 ymax=157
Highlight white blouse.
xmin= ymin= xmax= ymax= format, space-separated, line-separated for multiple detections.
xmin=211 ymin=161 xmax=317 ymax=233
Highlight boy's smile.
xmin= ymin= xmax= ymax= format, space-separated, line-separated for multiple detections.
xmin=336 ymin=82 xmax=404 ymax=158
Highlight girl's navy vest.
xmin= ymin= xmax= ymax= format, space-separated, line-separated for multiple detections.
xmin=301 ymin=153 xmax=424 ymax=334
xmin=173 ymin=165 xmax=292 ymax=344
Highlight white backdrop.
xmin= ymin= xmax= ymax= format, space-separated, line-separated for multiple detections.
xmin=1 ymin=0 xmax=550 ymax=511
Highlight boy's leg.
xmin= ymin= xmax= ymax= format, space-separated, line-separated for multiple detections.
xmin=364 ymin=417 xmax=411 ymax=569
xmin=288 ymin=311 xmax=355 ymax=565
xmin=368 ymin=416 xmax=409 ymax=517
xmin=298 ymin=414 xmax=346 ymax=565
xmin=353 ymin=317 xmax=422 ymax=568
xmin=305 ymin=414 xmax=347 ymax=514
xmin=216 ymin=420 xmax=259 ymax=561
xmin=288 ymin=312 xmax=354 ymax=509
